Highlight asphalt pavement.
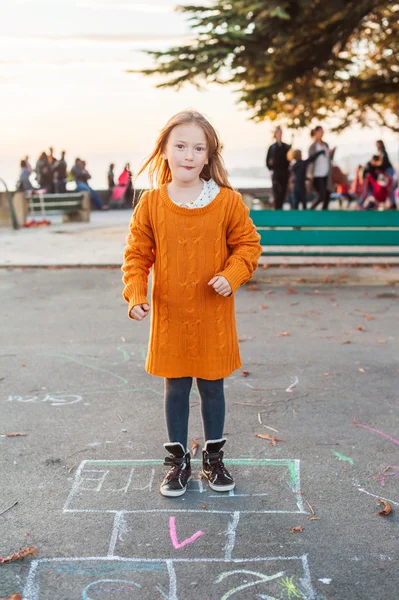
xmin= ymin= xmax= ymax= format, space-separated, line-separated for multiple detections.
xmin=1 ymin=266 xmax=398 ymax=600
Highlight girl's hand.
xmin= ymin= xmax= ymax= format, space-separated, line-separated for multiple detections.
xmin=208 ymin=276 xmax=232 ymax=297
xmin=130 ymin=303 xmax=150 ymax=320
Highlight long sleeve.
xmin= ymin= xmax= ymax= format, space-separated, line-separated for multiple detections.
xmin=266 ymin=145 xmax=273 ymax=170
xmin=304 ymin=149 xmax=325 ymax=167
xmin=216 ymin=194 xmax=262 ymax=293
xmin=121 ymin=193 xmax=156 ymax=318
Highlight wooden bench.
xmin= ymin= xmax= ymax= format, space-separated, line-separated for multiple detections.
xmin=12 ymin=191 xmax=91 ymax=225
xmin=250 ymin=210 xmax=399 ymax=257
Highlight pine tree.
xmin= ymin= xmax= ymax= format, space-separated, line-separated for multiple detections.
xmin=133 ymin=1 xmax=399 ymax=131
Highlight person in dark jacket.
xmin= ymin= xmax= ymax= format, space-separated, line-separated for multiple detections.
xmin=266 ymin=126 xmax=291 ymax=210
xmin=376 ymin=140 xmax=394 ymax=174
xmin=35 ymin=152 xmax=53 ymax=191
xmin=52 ymin=150 xmax=68 ymax=193
xmin=288 ymin=148 xmax=326 ymax=210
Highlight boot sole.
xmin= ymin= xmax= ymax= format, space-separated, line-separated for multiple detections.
xmin=160 ymin=475 xmax=192 ymax=497
xmin=208 ymin=481 xmax=235 ymax=492
xmin=202 ymin=472 xmax=235 ymax=492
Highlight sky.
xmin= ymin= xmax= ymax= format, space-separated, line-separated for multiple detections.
xmin=1 ymin=0 xmax=398 ymax=188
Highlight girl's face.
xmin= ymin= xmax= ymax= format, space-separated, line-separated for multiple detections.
xmin=162 ymin=123 xmax=209 ymax=185
xmin=315 ymin=128 xmax=324 ymax=141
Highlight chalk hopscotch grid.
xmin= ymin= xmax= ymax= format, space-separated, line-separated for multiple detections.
xmin=22 ymin=554 xmax=323 ymax=600
xmin=63 ymin=458 xmax=307 ymax=515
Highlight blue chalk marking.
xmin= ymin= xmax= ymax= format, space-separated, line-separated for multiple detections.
xmin=38 ymin=561 xmax=167 ymax=575
xmin=82 ymin=579 xmax=141 ymax=599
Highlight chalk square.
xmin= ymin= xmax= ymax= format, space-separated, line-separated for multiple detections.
xmin=22 ymin=558 xmax=171 ymax=600
xmin=23 ymin=556 xmax=320 ymax=600
xmin=114 ymin=512 xmax=236 ymax=560
xmin=64 ymin=459 xmax=305 ymax=514
xmin=172 ymin=556 xmax=316 ymax=599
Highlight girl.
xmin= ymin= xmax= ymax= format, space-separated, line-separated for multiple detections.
xmin=287 ymin=148 xmax=325 ymax=210
xmin=121 ymin=110 xmax=262 ymax=497
xmin=307 ymin=126 xmax=335 ymax=210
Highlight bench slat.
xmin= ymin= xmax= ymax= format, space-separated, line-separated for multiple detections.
xmin=250 ymin=210 xmax=399 ymax=227
xmin=258 ymin=230 xmax=399 ymax=246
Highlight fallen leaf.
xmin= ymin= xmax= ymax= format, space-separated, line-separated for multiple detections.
xmin=246 ymin=284 xmax=260 ymax=291
xmin=307 ymin=517 xmax=320 ymax=521
xmin=0 ymin=432 xmax=27 ymax=437
xmin=0 ymin=546 xmax=37 ymax=564
xmin=289 ymin=526 xmax=303 ymax=533
xmin=358 ymin=368 xmax=366 ymax=373
xmin=296 ymin=278 xmax=306 ymax=283
xmin=356 ymin=326 xmax=366 ymax=332
xmin=0 ymin=595 xmax=23 ymax=600
xmin=277 ymin=331 xmax=291 ymax=337
xmin=0 ymin=377 xmax=4 ymax=381
xmin=286 ymin=288 xmax=297 ymax=295
xmin=342 ymin=340 xmax=351 ymax=345
xmin=241 ymin=370 xmax=250 ymax=377
xmin=201 ymin=504 xmax=207 ymax=510
xmin=238 ymin=336 xmax=253 ymax=342
xmin=378 ymin=339 xmax=387 ymax=344
xmin=191 ymin=439 xmax=199 ymax=457
xmin=260 ymin=264 xmax=269 ymax=270
xmin=259 ymin=304 xmax=268 ymax=309
xmin=363 ymin=314 xmax=375 ymax=321
xmin=255 ymin=433 xmax=284 ymax=446
xmin=377 ymin=499 xmax=392 ymax=516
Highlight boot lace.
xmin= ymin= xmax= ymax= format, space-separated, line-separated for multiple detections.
xmin=164 ymin=456 xmax=185 ymax=482
xmin=207 ymin=452 xmax=228 ymax=477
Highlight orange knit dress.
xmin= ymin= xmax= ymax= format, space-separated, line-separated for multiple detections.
xmin=121 ymin=184 xmax=262 ymax=379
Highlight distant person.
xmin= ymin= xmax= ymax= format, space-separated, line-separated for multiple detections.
xmin=266 ymin=126 xmax=291 ymax=210
xmin=71 ymin=158 xmax=108 ymax=210
xmin=53 ymin=150 xmax=68 ymax=193
xmin=121 ymin=163 xmax=134 ymax=206
xmin=361 ymin=171 xmax=393 ymax=210
xmin=35 ymin=151 xmax=53 ymax=191
xmin=308 ymin=126 xmax=335 ymax=210
xmin=363 ymin=155 xmax=384 ymax=180
xmin=47 ymin=147 xmax=57 ymax=166
xmin=350 ymin=165 xmax=364 ymax=201
xmin=376 ymin=140 xmax=394 ymax=176
xmin=376 ymin=140 xmax=396 ymax=208
xmin=17 ymin=159 xmax=35 ymax=192
xmin=107 ymin=163 xmax=115 ymax=201
xmin=111 ymin=163 xmax=133 ymax=207
xmin=24 ymin=156 xmax=33 ymax=175
xmin=287 ymin=147 xmax=325 ymax=210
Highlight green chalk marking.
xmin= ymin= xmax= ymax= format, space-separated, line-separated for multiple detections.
xmin=82 ymin=458 xmax=300 ymax=488
xmin=332 ymin=450 xmax=354 ymax=465
xmin=43 ymin=353 xmax=129 ymax=384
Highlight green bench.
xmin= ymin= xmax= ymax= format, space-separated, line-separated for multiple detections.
xmin=27 ymin=192 xmax=84 ymax=216
xmin=19 ymin=191 xmax=90 ymax=223
xmin=250 ymin=210 xmax=399 ymax=257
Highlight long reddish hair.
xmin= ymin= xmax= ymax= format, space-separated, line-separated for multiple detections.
xmin=136 ymin=110 xmax=232 ymax=189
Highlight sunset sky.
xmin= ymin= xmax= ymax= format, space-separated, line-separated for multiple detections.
xmin=1 ymin=0 xmax=397 ymax=188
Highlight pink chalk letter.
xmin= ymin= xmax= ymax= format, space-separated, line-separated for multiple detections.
xmin=169 ymin=516 xmax=204 ymax=549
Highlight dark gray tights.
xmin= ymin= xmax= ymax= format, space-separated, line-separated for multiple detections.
xmin=164 ymin=377 xmax=225 ymax=450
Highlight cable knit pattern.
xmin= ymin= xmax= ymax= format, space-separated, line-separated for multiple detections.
xmin=121 ymin=184 xmax=262 ymax=380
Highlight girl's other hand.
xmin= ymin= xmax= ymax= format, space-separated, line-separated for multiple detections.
xmin=208 ymin=276 xmax=232 ymax=297
xmin=130 ymin=303 xmax=150 ymax=320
